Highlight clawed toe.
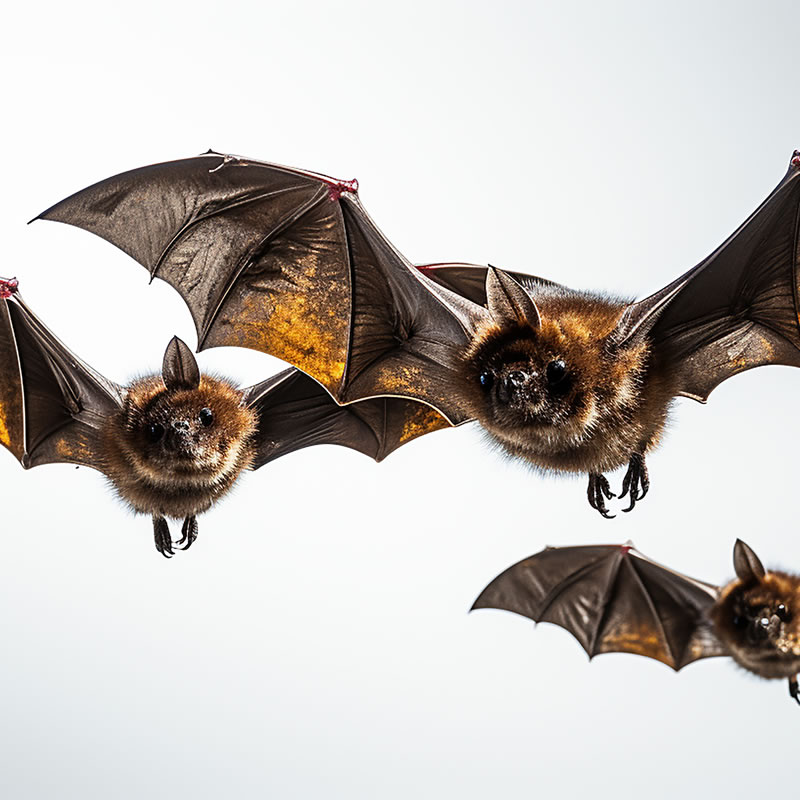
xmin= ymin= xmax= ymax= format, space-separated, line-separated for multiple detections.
xmin=176 ymin=516 xmax=198 ymax=551
xmin=619 ymin=453 xmax=649 ymax=513
xmin=588 ymin=473 xmax=616 ymax=519
xmin=789 ymin=678 xmax=800 ymax=706
xmin=153 ymin=516 xmax=174 ymax=558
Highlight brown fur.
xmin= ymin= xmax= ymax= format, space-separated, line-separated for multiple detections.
xmin=457 ymin=290 xmax=678 ymax=474
xmin=101 ymin=375 xmax=258 ymax=519
xmin=711 ymin=571 xmax=800 ymax=680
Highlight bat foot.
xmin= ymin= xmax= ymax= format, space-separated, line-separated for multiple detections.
xmin=789 ymin=677 xmax=800 ymax=706
xmin=619 ymin=453 xmax=649 ymax=513
xmin=176 ymin=515 xmax=198 ymax=551
xmin=153 ymin=516 xmax=174 ymax=559
xmin=587 ymin=473 xmax=616 ymax=518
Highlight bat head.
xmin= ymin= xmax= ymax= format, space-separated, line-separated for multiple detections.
xmin=106 ymin=339 xmax=258 ymax=507
xmin=710 ymin=540 xmax=800 ymax=680
xmin=458 ymin=269 xmax=648 ymax=459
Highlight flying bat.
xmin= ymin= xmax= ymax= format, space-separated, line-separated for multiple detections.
xmin=34 ymin=149 xmax=800 ymax=516
xmin=472 ymin=539 xmax=800 ymax=705
xmin=0 ymin=277 xmax=448 ymax=556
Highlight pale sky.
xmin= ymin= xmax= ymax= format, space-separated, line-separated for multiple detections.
xmin=3 ymin=2 xmax=800 ymax=798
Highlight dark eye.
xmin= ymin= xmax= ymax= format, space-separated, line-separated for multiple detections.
xmin=199 ymin=408 xmax=214 ymax=427
xmin=479 ymin=371 xmax=494 ymax=388
xmin=147 ymin=423 xmax=165 ymax=442
xmin=546 ymin=359 xmax=567 ymax=385
xmin=777 ymin=604 xmax=790 ymax=622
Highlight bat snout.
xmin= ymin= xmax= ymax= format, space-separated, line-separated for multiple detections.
xmin=496 ymin=369 xmax=539 ymax=407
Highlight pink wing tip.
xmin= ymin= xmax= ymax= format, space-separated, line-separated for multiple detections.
xmin=328 ymin=178 xmax=359 ymax=201
xmin=0 ymin=277 xmax=19 ymax=299
xmin=619 ymin=543 xmax=633 ymax=555
xmin=791 ymin=151 xmax=800 ymax=169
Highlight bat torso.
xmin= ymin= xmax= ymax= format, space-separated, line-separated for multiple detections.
xmin=101 ymin=375 xmax=258 ymax=519
xmin=457 ymin=287 xmax=679 ymax=475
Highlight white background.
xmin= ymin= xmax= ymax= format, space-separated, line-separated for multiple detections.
xmin=3 ymin=2 xmax=800 ymax=797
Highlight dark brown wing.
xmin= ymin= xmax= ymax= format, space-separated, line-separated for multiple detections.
xmin=417 ymin=262 xmax=566 ymax=305
xmin=472 ymin=543 xmax=726 ymax=670
xmin=613 ymin=151 xmax=800 ymax=402
xmin=242 ymin=368 xmax=452 ymax=467
xmin=36 ymin=153 xmax=485 ymax=423
xmin=0 ymin=280 xmax=123 ymax=469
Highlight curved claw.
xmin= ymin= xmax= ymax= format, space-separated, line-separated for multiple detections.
xmin=619 ymin=454 xmax=649 ymax=513
xmin=176 ymin=516 xmax=198 ymax=551
xmin=789 ymin=678 xmax=800 ymax=706
xmin=153 ymin=516 xmax=174 ymax=559
xmin=587 ymin=473 xmax=616 ymax=519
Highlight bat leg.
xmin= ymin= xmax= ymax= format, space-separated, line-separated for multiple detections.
xmin=619 ymin=453 xmax=649 ymax=513
xmin=153 ymin=515 xmax=174 ymax=559
xmin=176 ymin=515 xmax=198 ymax=551
xmin=587 ymin=473 xmax=616 ymax=518
xmin=789 ymin=677 xmax=800 ymax=706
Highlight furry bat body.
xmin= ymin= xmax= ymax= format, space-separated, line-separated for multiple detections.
xmin=0 ymin=278 xmax=447 ymax=556
xmin=36 ymin=150 xmax=800 ymax=515
xmin=473 ymin=540 xmax=800 ymax=705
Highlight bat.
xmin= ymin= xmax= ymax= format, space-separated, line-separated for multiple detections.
xmin=34 ymin=149 xmax=800 ymax=516
xmin=472 ymin=539 xmax=800 ymax=705
xmin=0 ymin=277 xmax=448 ymax=556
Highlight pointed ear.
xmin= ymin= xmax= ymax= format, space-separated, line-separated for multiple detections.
xmin=608 ymin=274 xmax=688 ymax=350
xmin=485 ymin=267 xmax=541 ymax=328
xmin=162 ymin=336 xmax=200 ymax=391
xmin=733 ymin=539 xmax=766 ymax=582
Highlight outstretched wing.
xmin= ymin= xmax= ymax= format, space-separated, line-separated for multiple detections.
xmin=0 ymin=279 xmax=123 ymax=469
xmin=472 ymin=543 xmax=726 ymax=670
xmin=613 ymin=151 xmax=800 ymax=402
xmin=242 ymin=368 xmax=452 ymax=467
xmin=36 ymin=153 xmax=485 ymax=423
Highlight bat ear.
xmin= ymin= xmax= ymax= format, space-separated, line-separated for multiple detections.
xmin=162 ymin=336 xmax=200 ymax=391
xmin=485 ymin=267 xmax=541 ymax=328
xmin=607 ymin=277 xmax=688 ymax=351
xmin=733 ymin=539 xmax=766 ymax=582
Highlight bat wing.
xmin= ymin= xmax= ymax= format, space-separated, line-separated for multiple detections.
xmin=0 ymin=282 xmax=123 ymax=469
xmin=614 ymin=151 xmax=800 ymax=402
xmin=417 ymin=262 xmax=567 ymax=305
xmin=472 ymin=543 xmax=726 ymax=670
xmin=242 ymin=368 xmax=453 ymax=468
xmin=36 ymin=153 xmax=485 ymax=423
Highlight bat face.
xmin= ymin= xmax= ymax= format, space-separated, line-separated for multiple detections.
xmin=104 ymin=374 xmax=258 ymax=518
xmin=465 ymin=321 xmax=601 ymax=429
xmin=458 ymin=298 xmax=657 ymax=473
xmin=122 ymin=376 xmax=256 ymax=479
xmin=712 ymin=572 xmax=800 ymax=680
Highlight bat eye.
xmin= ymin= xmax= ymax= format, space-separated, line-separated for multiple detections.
xmin=199 ymin=407 xmax=214 ymax=427
xmin=546 ymin=359 xmax=567 ymax=385
xmin=777 ymin=604 xmax=790 ymax=621
xmin=732 ymin=614 xmax=748 ymax=630
xmin=479 ymin=371 xmax=494 ymax=388
xmin=147 ymin=423 xmax=165 ymax=442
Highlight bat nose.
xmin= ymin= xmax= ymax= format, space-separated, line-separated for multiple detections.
xmin=767 ymin=614 xmax=782 ymax=635
xmin=496 ymin=370 xmax=535 ymax=405
xmin=173 ymin=420 xmax=190 ymax=434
